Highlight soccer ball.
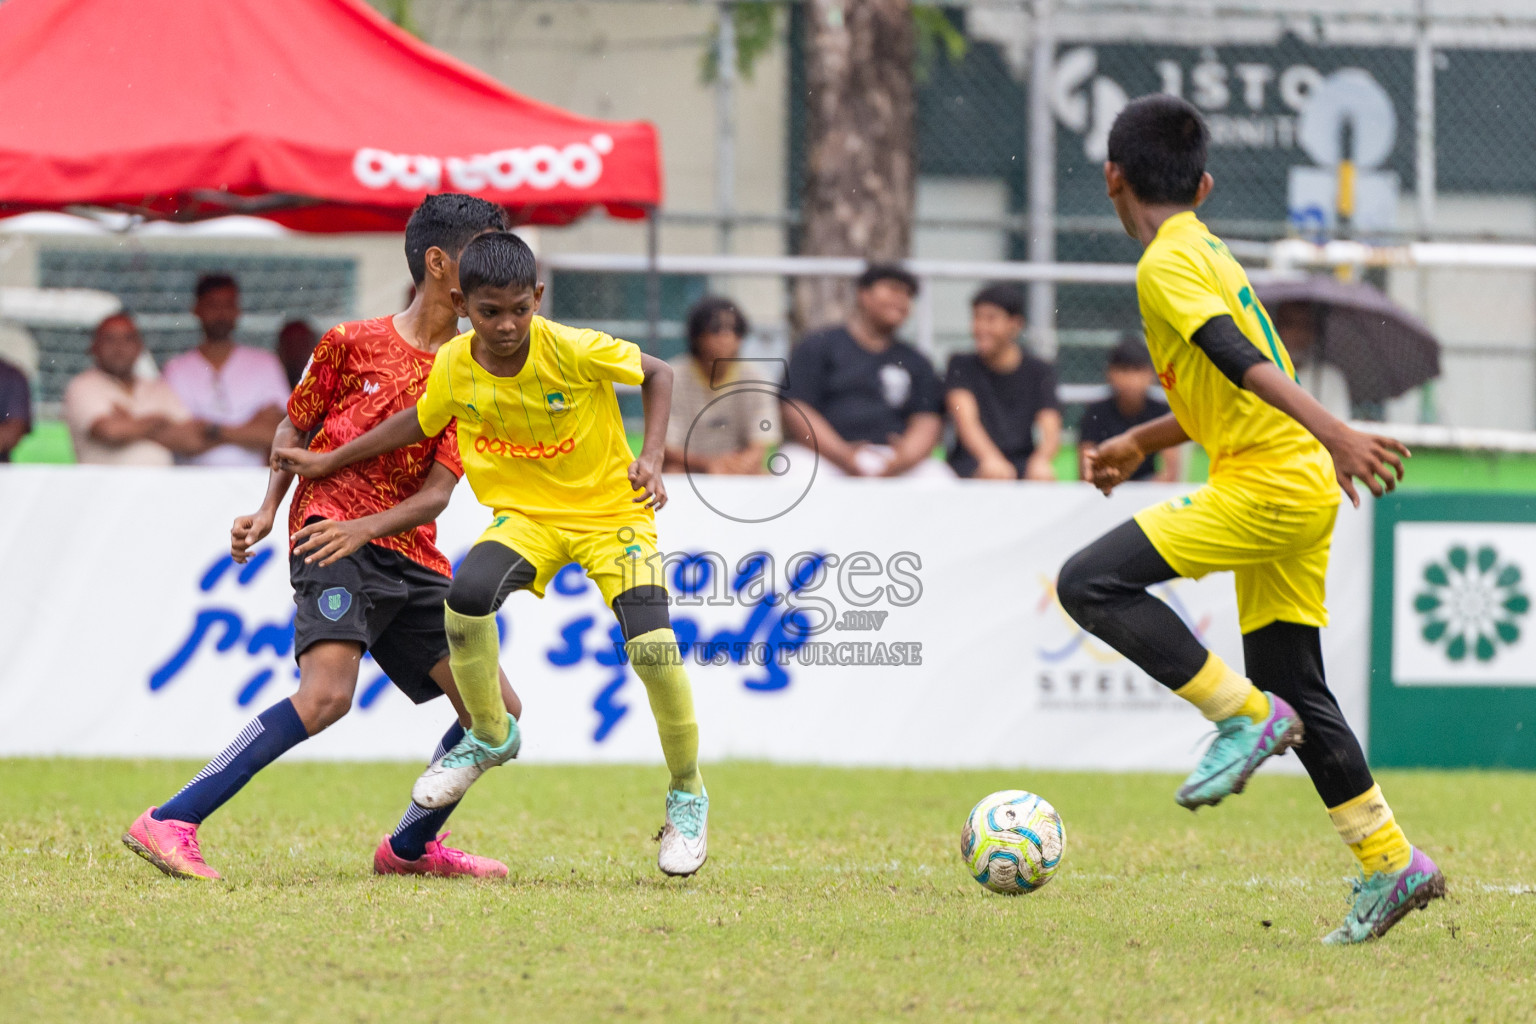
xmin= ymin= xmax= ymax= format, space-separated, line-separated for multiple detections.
xmin=960 ymin=790 xmax=1065 ymax=894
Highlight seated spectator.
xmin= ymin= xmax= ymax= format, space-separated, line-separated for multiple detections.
xmin=781 ymin=264 xmax=949 ymax=478
xmin=1078 ymin=334 xmax=1180 ymax=483
xmin=161 ymin=273 xmax=290 ymax=467
xmin=64 ymin=313 xmax=211 ymax=466
xmin=664 ymin=296 xmax=780 ymax=475
xmin=0 ymin=356 xmax=30 ymax=462
xmin=276 ymin=318 xmax=319 ymax=388
xmin=945 ymin=283 xmax=1062 ymax=480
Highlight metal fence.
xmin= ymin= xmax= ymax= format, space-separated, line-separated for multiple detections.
xmin=11 ymin=0 xmax=1536 ymax=433
xmin=28 ymin=250 xmax=353 ymax=403
xmin=619 ymin=1 xmax=1536 ymax=431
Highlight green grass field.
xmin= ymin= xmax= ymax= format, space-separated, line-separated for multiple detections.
xmin=2 ymin=761 xmax=1532 ymax=1023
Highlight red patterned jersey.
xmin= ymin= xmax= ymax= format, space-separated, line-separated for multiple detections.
xmin=287 ymin=316 xmax=463 ymax=577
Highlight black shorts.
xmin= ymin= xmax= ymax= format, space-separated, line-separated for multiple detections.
xmin=290 ymin=538 xmax=452 ymax=705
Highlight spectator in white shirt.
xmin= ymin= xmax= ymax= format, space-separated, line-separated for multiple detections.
xmin=161 ymin=274 xmax=290 ymax=467
xmin=64 ymin=313 xmax=211 ymax=466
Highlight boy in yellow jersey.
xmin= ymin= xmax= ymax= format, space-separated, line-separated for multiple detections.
xmin=1056 ymin=96 xmax=1443 ymax=943
xmin=276 ymin=231 xmax=708 ymax=877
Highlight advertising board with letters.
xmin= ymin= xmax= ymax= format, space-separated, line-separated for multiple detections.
xmin=0 ymin=468 xmax=1371 ymax=770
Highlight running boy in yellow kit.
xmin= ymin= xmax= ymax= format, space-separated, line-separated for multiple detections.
xmin=276 ymin=231 xmax=707 ymax=876
xmin=1056 ymin=96 xmax=1444 ymax=943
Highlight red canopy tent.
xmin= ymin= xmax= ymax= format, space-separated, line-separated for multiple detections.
xmin=0 ymin=0 xmax=662 ymax=231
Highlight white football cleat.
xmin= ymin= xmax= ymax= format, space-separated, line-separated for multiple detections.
xmin=657 ymin=788 xmax=709 ymax=877
xmin=411 ymin=714 xmax=520 ymax=809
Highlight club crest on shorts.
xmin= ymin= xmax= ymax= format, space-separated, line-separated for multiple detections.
xmin=318 ymin=587 xmax=352 ymax=621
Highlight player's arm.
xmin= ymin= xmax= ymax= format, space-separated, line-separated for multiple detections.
xmin=231 ymin=415 xmax=308 ymax=563
xmin=1194 ymin=315 xmax=1408 ymax=507
xmin=273 ymin=407 xmax=429 ymax=478
xmin=292 ymin=461 xmax=459 ymax=568
xmin=629 ymin=352 xmax=672 ymax=510
xmin=946 ymin=388 xmax=1015 ymax=479
xmin=1083 ymin=413 xmax=1190 ymax=496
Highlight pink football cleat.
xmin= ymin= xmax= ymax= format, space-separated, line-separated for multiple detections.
xmin=372 ymin=832 xmax=508 ymax=879
xmin=122 ymin=807 xmax=222 ymax=880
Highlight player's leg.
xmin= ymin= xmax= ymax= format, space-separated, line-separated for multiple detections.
xmin=1239 ymin=561 xmax=1444 ymax=942
xmin=611 ymin=583 xmax=708 ymax=876
xmin=373 ymin=678 xmax=516 ymax=880
xmin=123 ymin=640 xmax=361 ymax=880
xmin=441 ymin=538 xmax=541 ymax=745
xmin=370 ymin=566 xmax=522 ymax=878
xmin=411 ymin=518 xmax=557 ymax=808
xmin=582 ymin=520 xmax=707 ymax=876
xmin=377 ymin=666 xmax=522 ymax=872
xmin=1057 ymin=517 xmax=1275 ymax=723
xmin=1057 ymin=503 xmax=1302 ymax=808
xmin=612 ymin=585 xmax=702 ymax=795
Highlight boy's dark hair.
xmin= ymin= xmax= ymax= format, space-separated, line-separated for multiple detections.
xmin=856 ymin=262 xmax=919 ymax=297
xmin=1107 ymin=332 xmax=1153 ymax=370
xmin=404 ymin=193 xmax=509 ymax=285
xmin=971 ymin=282 xmax=1025 ymax=319
xmin=194 ymin=273 xmax=238 ymax=300
xmin=685 ymin=296 xmax=750 ymax=359
xmin=457 ymin=230 xmax=539 ymax=298
xmin=1107 ymin=95 xmax=1210 ymax=205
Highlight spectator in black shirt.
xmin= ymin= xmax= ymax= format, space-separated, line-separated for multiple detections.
xmin=1078 ymin=333 xmax=1180 ymax=483
xmin=0 ymin=357 xmax=32 ymax=462
xmin=945 ymin=284 xmax=1062 ymax=480
xmin=781 ymin=264 xmax=949 ymax=477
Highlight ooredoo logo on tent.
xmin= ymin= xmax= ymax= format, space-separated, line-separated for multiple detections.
xmin=352 ymin=135 xmax=614 ymax=192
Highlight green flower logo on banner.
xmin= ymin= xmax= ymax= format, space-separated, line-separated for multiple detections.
xmin=1415 ymin=545 xmax=1530 ymax=662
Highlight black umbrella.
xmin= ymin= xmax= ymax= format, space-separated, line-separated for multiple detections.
xmin=1255 ymin=276 xmax=1441 ymax=404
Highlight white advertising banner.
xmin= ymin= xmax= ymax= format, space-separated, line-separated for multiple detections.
xmin=0 ymin=468 xmax=1370 ymax=768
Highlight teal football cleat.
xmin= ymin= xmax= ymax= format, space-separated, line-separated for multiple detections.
xmin=1322 ymin=847 xmax=1445 ymax=945
xmin=657 ymin=788 xmax=708 ymax=877
xmin=411 ymin=714 xmax=521 ymax=809
xmin=1175 ymin=692 xmax=1304 ymax=809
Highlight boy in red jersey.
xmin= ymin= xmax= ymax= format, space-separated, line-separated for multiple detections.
xmin=124 ymin=195 xmax=519 ymax=882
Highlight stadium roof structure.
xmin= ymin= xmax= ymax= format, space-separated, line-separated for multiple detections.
xmin=0 ymin=0 xmax=663 ymax=231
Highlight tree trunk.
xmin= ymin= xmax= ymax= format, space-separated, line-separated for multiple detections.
xmin=794 ymin=0 xmax=916 ymax=334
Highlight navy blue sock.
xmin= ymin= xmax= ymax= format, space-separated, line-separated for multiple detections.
xmin=154 ymin=698 xmax=310 ymax=825
xmin=389 ymin=721 xmax=465 ymax=861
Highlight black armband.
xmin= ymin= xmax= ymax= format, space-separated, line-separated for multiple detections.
xmin=1190 ymin=315 xmax=1269 ymax=388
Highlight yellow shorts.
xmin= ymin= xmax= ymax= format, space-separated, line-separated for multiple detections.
xmin=1134 ymin=485 xmax=1339 ymax=634
xmin=476 ymin=509 xmax=665 ymax=605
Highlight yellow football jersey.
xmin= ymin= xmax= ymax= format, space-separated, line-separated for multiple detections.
xmin=416 ymin=316 xmax=646 ymax=526
xmin=1137 ymin=212 xmax=1338 ymax=506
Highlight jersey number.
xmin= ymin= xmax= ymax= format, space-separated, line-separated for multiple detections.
xmin=1238 ymin=286 xmax=1296 ymax=382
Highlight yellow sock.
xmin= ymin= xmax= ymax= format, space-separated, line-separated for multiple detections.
xmin=1329 ymin=784 xmax=1413 ymax=875
xmin=443 ymin=605 xmax=510 ymax=746
xmin=1174 ymin=652 xmax=1269 ymax=723
xmin=626 ymin=627 xmax=703 ymax=795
